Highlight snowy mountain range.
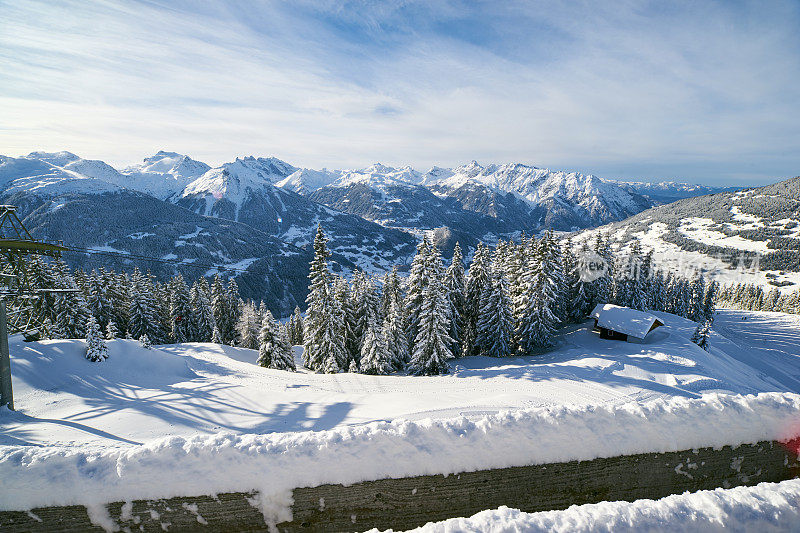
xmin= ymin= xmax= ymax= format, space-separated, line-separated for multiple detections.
xmin=0 ymin=149 xmax=731 ymax=311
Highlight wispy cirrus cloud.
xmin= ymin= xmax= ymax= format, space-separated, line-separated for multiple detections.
xmin=1 ymin=0 xmax=798 ymax=185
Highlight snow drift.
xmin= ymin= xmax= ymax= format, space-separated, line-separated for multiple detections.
xmin=392 ymin=479 xmax=800 ymax=533
xmin=0 ymin=392 xmax=798 ymax=513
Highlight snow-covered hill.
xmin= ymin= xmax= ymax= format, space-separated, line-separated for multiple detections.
xmin=3 ymin=309 xmax=799 ymax=448
xmin=573 ymin=175 xmax=800 ymax=291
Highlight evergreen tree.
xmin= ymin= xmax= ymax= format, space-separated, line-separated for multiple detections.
xmin=383 ymin=300 xmax=409 ymax=370
xmin=190 ymin=280 xmax=215 ymax=342
xmin=139 ymin=334 xmax=152 ymax=350
xmin=87 ymin=269 xmax=113 ymax=331
xmin=333 ymin=275 xmax=357 ymax=369
xmin=463 ymin=242 xmax=491 ymax=357
xmin=226 ymin=278 xmax=242 ymax=345
xmin=360 ymin=317 xmax=392 ymax=375
xmin=53 ymin=260 xmax=91 ymax=339
xmin=288 ymin=306 xmax=304 ymax=345
xmin=691 ymin=320 xmax=712 ymax=351
xmin=128 ymin=268 xmax=160 ymax=342
xmin=85 ymin=315 xmax=108 ymax=362
xmin=444 ymin=242 xmax=466 ymax=356
xmin=257 ymin=310 xmax=278 ymax=368
xmin=408 ymin=246 xmax=453 ymax=376
xmin=270 ymin=324 xmax=296 ymax=371
xmin=381 ymin=266 xmax=403 ymax=318
xmin=405 ymin=237 xmax=431 ymax=351
xmin=517 ymin=236 xmax=560 ymax=353
xmin=211 ymin=275 xmax=231 ymax=344
xmin=211 ymin=324 xmax=222 ymax=344
xmin=303 ymin=225 xmax=344 ymax=373
xmin=236 ymin=301 xmax=262 ymax=349
xmin=701 ymin=281 xmax=719 ymax=322
xmin=169 ymin=275 xmax=192 ymax=343
xmin=476 ymin=266 xmax=514 ymax=357
xmin=106 ymin=321 xmax=117 ymax=340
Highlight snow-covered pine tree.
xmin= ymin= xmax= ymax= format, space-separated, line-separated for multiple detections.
xmin=517 ymin=236 xmax=560 ymax=354
xmin=189 ymin=279 xmax=215 ymax=342
xmin=211 ymin=324 xmax=222 ymax=344
xmin=87 ymin=270 xmax=112 ymax=331
xmin=153 ymin=279 xmax=172 ymax=343
xmin=445 ymin=242 xmax=466 ymax=357
xmin=691 ymin=319 xmax=712 ymax=351
xmin=288 ymin=306 xmax=304 ymax=345
xmin=405 ymin=237 xmax=431 ymax=352
xmin=463 ymin=242 xmax=491 ymax=357
xmin=128 ymin=268 xmax=160 ymax=342
xmin=408 ymin=246 xmax=453 ymax=376
xmin=348 ymin=359 xmax=359 ymax=373
xmin=303 ymin=225 xmax=344 ymax=373
xmin=381 ymin=266 xmax=403 ymax=318
xmin=352 ymin=271 xmax=381 ymax=358
xmin=650 ymin=270 xmax=666 ymax=312
xmin=106 ymin=321 xmax=117 ymax=340
xmin=271 ymin=324 xmax=296 ymax=371
xmin=701 ymin=280 xmax=718 ymax=322
xmin=476 ymin=265 xmax=514 ymax=357
xmin=211 ymin=275 xmax=232 ymax=344
xmin=333 ymin=275 xmax=357 ymax=369
xmin=236 ymin=301 xmax=262 ymax=349
xmin=257 ymin=310 xmax=278 ymax=367
xmin=688 ymin=275 xmax=706 ymax=322
xmin=52 ymin=260 xmax=91 ymax=339
xmin=226 ymin=278 xmax=242 ymax=346
xmin=139 ymin=333 xmax=152 ymax=349
xmin=383 ymin=299 xmax=409 ymax=370
xmin=592 ymin=233 xmax=612 ymax=293
xmin=360 ymin=316 xmax=392 ymax=375
xmin=85 ymin=315 xmax=108 ymax=362
xmin=169 ymin=275 xmax=192 ymax=343
xmin=106 ymin=270 xmax=131 ymax=337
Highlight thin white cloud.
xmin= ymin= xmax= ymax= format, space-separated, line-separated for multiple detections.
xmin=1 ymin=0 xmax=798 ymax=185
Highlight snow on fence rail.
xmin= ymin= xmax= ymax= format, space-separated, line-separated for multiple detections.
xmin=0 ymin=392 xmax=799 ymax=531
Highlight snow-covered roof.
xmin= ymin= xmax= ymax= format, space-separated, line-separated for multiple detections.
xmin=590 ymin=304 xmax=663 ymax=340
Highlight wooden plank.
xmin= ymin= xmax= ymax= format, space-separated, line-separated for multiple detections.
xmin=0 ymin=440 xmax=797 ymax=532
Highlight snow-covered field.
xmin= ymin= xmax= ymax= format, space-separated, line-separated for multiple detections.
xmin=2 ymin=310 xmax=800 ymax=448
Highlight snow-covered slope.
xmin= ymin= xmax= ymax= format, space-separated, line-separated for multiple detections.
xmin=574 ymin=175 xmax=800 ymax=291
xmin=3 ymin=309 xmax=799 ymax=449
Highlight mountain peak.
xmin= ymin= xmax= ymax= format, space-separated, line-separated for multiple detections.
xmin=25 ymin=151 xmax=81 ymax=167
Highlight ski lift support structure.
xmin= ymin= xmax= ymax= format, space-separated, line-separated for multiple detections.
xmin=0 ymin=205 xmax=72 ymax=410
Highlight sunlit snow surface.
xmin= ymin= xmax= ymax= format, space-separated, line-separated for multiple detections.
xmin=2 ymin=310 xmax=799 ymax=448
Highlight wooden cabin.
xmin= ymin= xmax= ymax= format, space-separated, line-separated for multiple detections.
xmin=590 ymin=304 xmax=664 ymax=342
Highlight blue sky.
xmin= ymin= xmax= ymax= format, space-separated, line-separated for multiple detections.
xmin=1 ymin=0 xmax=799 ymax=185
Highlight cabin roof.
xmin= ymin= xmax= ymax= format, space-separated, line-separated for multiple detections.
xmin=590 ymin=303 xmax=664 ymax=340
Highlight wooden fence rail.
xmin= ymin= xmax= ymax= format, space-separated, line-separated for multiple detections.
xmin=1 ymin=440 xmax=797 ymax=532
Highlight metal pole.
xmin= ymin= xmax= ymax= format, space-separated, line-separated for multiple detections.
xmin=0 ymin=300 xmax=13 ymax=410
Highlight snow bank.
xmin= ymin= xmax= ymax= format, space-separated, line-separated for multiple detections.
xmin=393 ymin=479 xmax=800 ymax=533
xmin=1 ymin=393 xmax=799 ymax=514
